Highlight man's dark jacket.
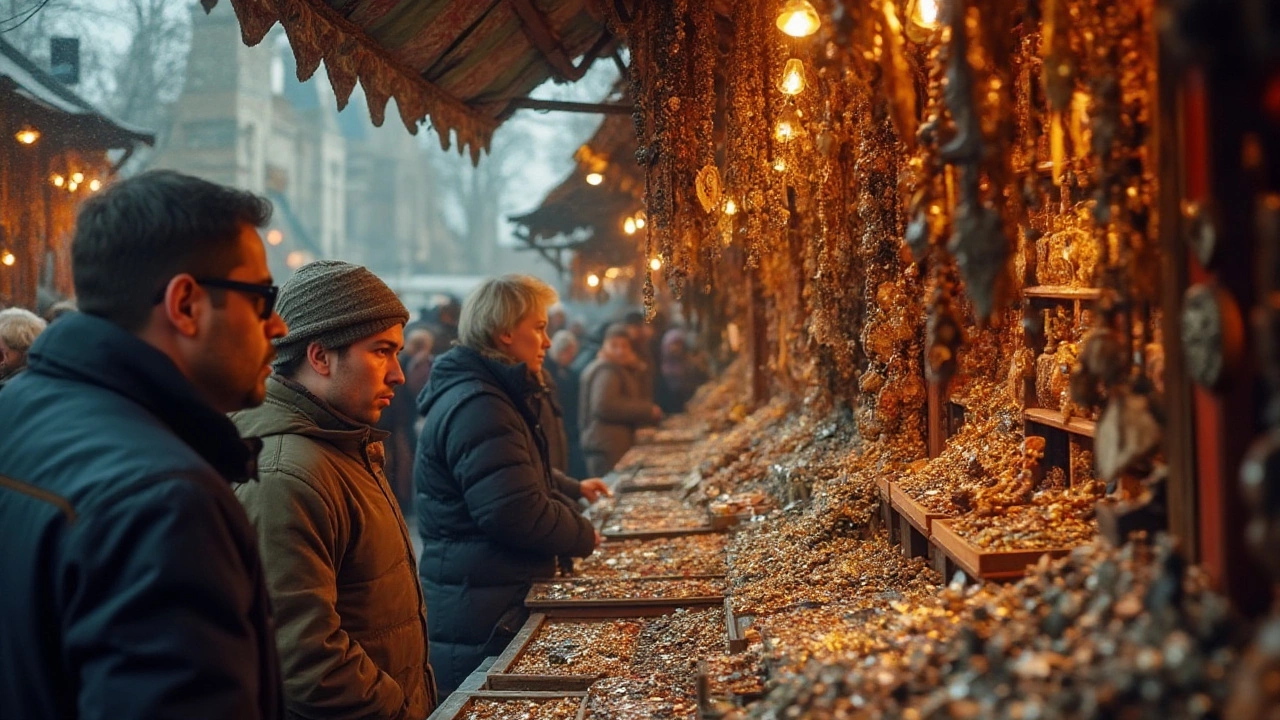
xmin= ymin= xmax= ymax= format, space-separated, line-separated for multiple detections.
xmin=414 ymin=346 xmax=595 ymax=693
xmin=0 ymin=312 xmax=284 ymax=720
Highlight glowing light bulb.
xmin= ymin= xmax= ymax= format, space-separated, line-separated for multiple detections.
xmin=605 ymin=267 xmax=621 ymax=279
xmin=912 ymin=0 xmax=940 ymax=28
xmin=51 ymin=174 xmax=65 ymax=188
xmin=68 ymin=181 xmax=79 ymax=192
xmin=14 ymin=128 xmax=40 ymax=145
xmin=773 ymin=157 xmax=788 ymax=172
xmin=774 ymin=105 xmax=804 ymax=142
xmin=71 ymin=172 xmax=84 ymax=184
xmin=1 ymin=251 xmax=14 ymax=266
xmin=586 ymin=273 xmax=601 ymax=288
xmin=776 ymin=0 xmax=820 ymax=37
xmin=724 ymin=198 xmax=738 ymax=215
xmin=634 ymin=211 xmax=646 ymax=228
xmin=267 ymin=229 xmax=284 ymax=246
xmin=89 ymin=179 xmax=102 ymax=192
xmin=649 ymin=257 xmax=662 ymax=271
xmin=624 ymin=217 xmax=637 ymax=235
xmin=286 ymin=251 xmax=308 ymax=269
xmin=585 ymin=172 xmax=604 ymax=185
xmin=778 ymin=58 xmax=806 ymax=96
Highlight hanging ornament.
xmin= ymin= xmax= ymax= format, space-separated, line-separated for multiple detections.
xmin=774 ymin=104 xmax=805 ymax=143
xmin=695 ymin=165 xmax=722 ymax=214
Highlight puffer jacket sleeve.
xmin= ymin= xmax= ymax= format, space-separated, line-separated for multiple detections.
xmin=448 ymin=393 xmax=595 ymax=558
xmin=60 ymin=477 xmax=275 ymax=720
xmin=552 ymin=469 xmax=582 ymax=500
xmin=235 ymin=470 xmax=410 ymax=720
xmin=587 ymin=365 xmax=655 ymax=425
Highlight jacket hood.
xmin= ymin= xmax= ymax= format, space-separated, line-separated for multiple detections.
xmin=232 ymin=375 xmax=388 ymax=450
xmin=417 ymin=345 xmax=541 ymax=418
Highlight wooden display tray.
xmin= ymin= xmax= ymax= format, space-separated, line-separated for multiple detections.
xmin=931 ymin=519 xmax=1075 ymax=580
xmin=525 ymin=578 xmax=726 ymax=618
xmin=602 ymin=525 xmax=721 ymax=541
xmin=890 ymin=485 xmax=951 ymax=536
xmin=876 ymin=476 xmax=891 ymax=501
xmin=617 ymin=469 xmax=690 ymax=494
xmin=1023 ymin=285 xmax=1102 ymax=300
xmin=486 ymin=614 xmax=614 ymax=692
xmin=428 ymin=690 xmax=587 ymax=720
xmin=1024 ymin=407 xmax=1097 ymax=438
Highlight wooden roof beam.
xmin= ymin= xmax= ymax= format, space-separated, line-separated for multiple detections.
xmin=507 ymin=97 xmax=633 ymax=114
xmin=505 ymin=0 xmax=608 ymax=81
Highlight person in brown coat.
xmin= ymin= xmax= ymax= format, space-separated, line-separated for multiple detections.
xmin=233 ymin=261 xmax=436 ymax=720
xmin=579 ymin=324 xmax=662 ymax=475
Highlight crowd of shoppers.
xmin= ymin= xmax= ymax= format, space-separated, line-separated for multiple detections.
xmin=0 ymin=169 xmax=713 ymax=718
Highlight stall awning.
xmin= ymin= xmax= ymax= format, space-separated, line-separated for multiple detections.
xmin=207 ymin=0 xmax=611 ymax=162
xmin=0 ymin=37 xmax=154 ymax=149
xmin=510 ymin=109 xmax=641 ymax=246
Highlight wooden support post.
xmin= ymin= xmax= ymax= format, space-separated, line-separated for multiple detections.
xmin=748 ymin=268 xmax=769 ymax=405
xmin=899 ymin=513 xmax=929 ymax=559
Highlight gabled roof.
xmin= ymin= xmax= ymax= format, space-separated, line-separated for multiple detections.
xmin=208 ymin=0 xmax=611 ymax=162
xmin=0 ymin=36 xmax=154 ymax=149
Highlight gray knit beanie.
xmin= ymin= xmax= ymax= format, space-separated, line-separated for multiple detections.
xmin=272 ymin=260 xmax=409 ymax=371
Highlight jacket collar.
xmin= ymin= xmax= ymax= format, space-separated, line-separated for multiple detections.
xmin=26 ymin=312 xmax=258 ymax=482
xmin=236 ymin=375 xmax=389 ymax=452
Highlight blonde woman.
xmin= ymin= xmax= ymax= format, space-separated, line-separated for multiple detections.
xmin=413 ymin=274 xmax=606 ymax=694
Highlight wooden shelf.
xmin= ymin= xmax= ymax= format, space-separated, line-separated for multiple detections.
xmin=1024 ymin=408 xmax=1096 ymax=438
xmin=890 ymin=485 xmax=951 ymax=536
xmin=1023 ymin=285 xmax=1102 ymax=301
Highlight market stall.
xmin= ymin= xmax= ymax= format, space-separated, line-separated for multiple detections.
xmin=216 ymin=0 xmax=1280 ymax=717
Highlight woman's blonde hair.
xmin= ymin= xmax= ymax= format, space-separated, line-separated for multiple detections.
xmin=458 ymin=274 xmax=558 ymax=353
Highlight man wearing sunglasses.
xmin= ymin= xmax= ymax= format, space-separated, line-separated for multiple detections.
xmin=232 ymin=261 xmax=436 ymax=720
xmin=0 ymin=170 xmax=288 ymax=719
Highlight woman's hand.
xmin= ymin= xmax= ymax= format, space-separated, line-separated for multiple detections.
xmin=579 ymin=478 xmax=613 ymax=503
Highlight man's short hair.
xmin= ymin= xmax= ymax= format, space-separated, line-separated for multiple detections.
xmin=550 ymin=329 xmax=578 ymax=359
xmin=0 ymin=308 xmax=47 ymax=353
xmin=458 ymin=274 xmax=557 ymax=353
xmin=72 ymin=170 xmax=272 ymax=332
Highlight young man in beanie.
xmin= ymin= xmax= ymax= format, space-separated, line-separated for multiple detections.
xmin=232 ymin=260 xmax=437 ymax=719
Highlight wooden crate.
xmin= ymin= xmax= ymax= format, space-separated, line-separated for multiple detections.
xmin=427 ymin=690 xmax=587 ymax=720
xmin=931 ymin=519 xmax=1074 ymax=581
xmin=525 ymin=578 xmax=726 ymax=618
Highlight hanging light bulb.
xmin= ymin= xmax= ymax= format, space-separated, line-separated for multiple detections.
xmin=774 ymin=105 xmax=804 ymax=143
xmin=724 ymin=198 xmax=738 ymax=215
xmin=1 ymin=250 xmax=15 ymax=266
xmin=68 ymin=181 xmax=79 ymax=192
xmin=14 ymin=127 xmax=40 ymax=145
xmin=71 ymin=172 xmax=84 ymax=184
xmin=624 ymin=217 xmax=637 ymax=235
xmin=778 ymin=58 xmax=807 ymax=96
xmin=605 ymin=267 xmax=621 ymax=279
xmin=634 ymin=211 xmax=646 ymax=229
xmin=586 ymin=273 xmax=601 ymax=288
xmin=649 ymin=257 xmax=662 ymax=271
xmin=50 ymin=174 xmax=65 ymax=188
xmin=773 ymin=157 xmax=788 ymax=172
xmin=585 ymin=172 xmax=604 ymax=185
xmin=904 ymin=0 xmax=941 ymax=42
xmin=88 ymin=179 xmax=102 ymax=192
xmin=776 ymin=0 xmax=820 ymax=37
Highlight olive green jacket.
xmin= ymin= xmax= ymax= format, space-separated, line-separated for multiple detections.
xmin=232 ymin=377 xmax=436 ymax=720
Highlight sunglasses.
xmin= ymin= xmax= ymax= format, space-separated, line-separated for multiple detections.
xmin=152 ymin=277 xmax=279 ymax=320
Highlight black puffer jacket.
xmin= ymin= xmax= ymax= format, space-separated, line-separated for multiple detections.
xmin=414 ymin=346 xmax=595 ymax=693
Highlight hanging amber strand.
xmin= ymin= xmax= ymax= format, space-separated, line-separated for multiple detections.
xmin=690 ymin=0 xmax=719 ymax=290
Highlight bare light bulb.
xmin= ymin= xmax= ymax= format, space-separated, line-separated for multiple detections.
xmin=913 ymin=0 xmax=940 ymax=27
xmin=88 ymin=179 xmax=102 ymax=192
xmin=586 ymin=273 xmax=601 ymax=288
xmin=624 ymin=217 xmax=637 ymax=235
xmin=14 ymin=128 xmax=40 ymax=145
xmin=649 ymin=257 xmax=662 ymax=271
xmin=724 ymin=198 xmax=738 ymax=215
xmin=776 ymin=0 xmax=820 ymax=37
xmin=634 ymin=211 xmax=646 ymax=229
xmin=585 ymin=172 xmax=603 ymax=185
xmin=1 ymin=251 xmax=14 ymax=266
xmin=778 ymin=58 xmax=806 ymax=96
